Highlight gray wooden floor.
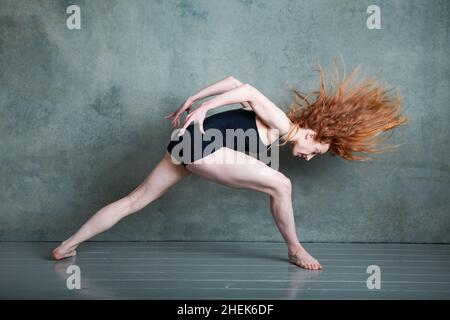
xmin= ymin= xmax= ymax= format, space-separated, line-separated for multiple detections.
xmin=1 ymin=241 xmax=449 ymax=299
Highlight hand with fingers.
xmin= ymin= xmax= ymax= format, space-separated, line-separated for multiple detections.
xmin=164 ymin=96 xmax=196 ymax=128
xmin=177 ymin=104 xmax=208 ymax=137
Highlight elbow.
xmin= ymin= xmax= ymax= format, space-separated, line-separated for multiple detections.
xmin=240 ymin=83 xmax=256 ymax=101
xmin=227 ymin=76 xmax=255 ymax=100
xmin=228 ymin=76 xmax=245 ymax=88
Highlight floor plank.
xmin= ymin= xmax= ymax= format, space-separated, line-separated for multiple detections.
xmin=0 ymin=241 xmax=449 ymax=300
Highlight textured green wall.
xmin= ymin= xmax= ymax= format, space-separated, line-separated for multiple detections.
xmin=1 ymin=0 xmax=449 ymax=242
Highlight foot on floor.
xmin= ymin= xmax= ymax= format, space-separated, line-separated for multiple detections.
xmin=288 ymin=248 xmax=323 ymax=270
xmin=52 ymin=240 xmax=78 ymax=260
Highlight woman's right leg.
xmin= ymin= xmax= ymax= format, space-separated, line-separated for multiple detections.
xmin=184 ymin=147 xmax=322 ymax=270
xmin=52 ymin=151 xmax=191 ymax=260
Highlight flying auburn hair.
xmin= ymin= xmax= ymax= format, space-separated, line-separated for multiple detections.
xmin=272 ymin=58 xmax=409 ymax=161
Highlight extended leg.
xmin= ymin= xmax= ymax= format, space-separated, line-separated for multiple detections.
xmin=52 ymin=152 xmax=191 ymax=260
xmin=184 ymin=147 xmax=322 ymax=270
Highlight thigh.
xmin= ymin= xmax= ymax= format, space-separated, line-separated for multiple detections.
xmin=126 ymin=152 xmax=192 ymax=210
xmin=185 ymin=147 xmax=287 ymax=196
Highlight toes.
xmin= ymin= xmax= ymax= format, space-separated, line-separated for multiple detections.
xmin=294 ymin=260 xmax=322 ymax=271
xmin=52 ymin=250 xmax=61 ymax=260
xmin=291 ymin=255 xmax=322 ymax=270
xmin=310 ymin=260 xmax=320 ymax=270
xmin=52 ymin=248 xmax=76 ymax=261
xmin=309 ymin=263 xmax=319 ymax=270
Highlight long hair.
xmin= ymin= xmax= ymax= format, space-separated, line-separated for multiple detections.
xmin=277 ymin=58 xmax=409 ymax=161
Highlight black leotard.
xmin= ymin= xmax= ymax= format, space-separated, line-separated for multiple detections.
xmin=166 ymin=108 xmax=276 ymax=167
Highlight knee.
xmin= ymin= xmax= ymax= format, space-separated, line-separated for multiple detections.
xmin=127 ymin=197 xmax=141 ymax=213
xmin=270 ymin=174 xmax=292 ymax=198
xmin=126 ymin=188 xmax=151 ymax=214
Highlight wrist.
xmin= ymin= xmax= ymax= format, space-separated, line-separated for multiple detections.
xmin=188 ymin=96 xmax=196 ymax=104
xmin=200 ymin=101 xmax=212 ymax=112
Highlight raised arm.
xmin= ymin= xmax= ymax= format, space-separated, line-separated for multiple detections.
xmin=178 ymin=81 xmax=292 ymax=137
xmin=202 ymin=83 xmax=292 ymax=136
xmin=190 ymin=76 xmax=252 ymax=110
xmin=166 ymin=76 xmax=252 ymax=127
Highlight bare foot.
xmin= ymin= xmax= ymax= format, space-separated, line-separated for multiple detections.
xmin=288 ymin=248 xmax=323 ymax=270
xmin=52 ymin=239 xmax=78 ymax=260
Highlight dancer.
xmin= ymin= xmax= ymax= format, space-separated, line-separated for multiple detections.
xmin=53 ymin=60 xmax=408 ymax=270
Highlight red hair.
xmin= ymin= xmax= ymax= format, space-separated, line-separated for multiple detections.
xmin=279 ymin=59 xmax=409 ymax=161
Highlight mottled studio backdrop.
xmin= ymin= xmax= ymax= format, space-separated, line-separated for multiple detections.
xmin=0 ymin=0 xmax=449 ymax=242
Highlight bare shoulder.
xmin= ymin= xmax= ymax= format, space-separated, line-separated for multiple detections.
xmin=254 ymin=113 xmax=283 ymax=145
xmin=246 ymin=84 xmax=292 ymax=137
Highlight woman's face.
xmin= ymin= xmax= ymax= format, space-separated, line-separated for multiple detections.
xmin=289 ymin=128 xmax=330 ymax=161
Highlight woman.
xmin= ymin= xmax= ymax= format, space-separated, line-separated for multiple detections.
xmin=52 ymin=61 xmax=408 ymax=270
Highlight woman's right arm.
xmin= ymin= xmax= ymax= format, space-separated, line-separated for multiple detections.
xmin=178 ymin=83 xmax=291 ymax=137
xmin=190 ymin=76 xmax=252 ymax=110
xmin=165 ymin=76 xmax=252 ymax=127
xmin=201 ymin=83 xmax=292 ymax=136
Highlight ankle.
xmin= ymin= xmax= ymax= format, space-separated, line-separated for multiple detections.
xmin=288 ymin=243 xmax=305 ymax=255
xmin=61 ymin=238 xmax=77 ymax=250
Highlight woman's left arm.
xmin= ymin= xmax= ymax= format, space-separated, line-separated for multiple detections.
xmin=178 ymin=82 xmax=291 ymax=137
xmin=165 ymin=76 xmax=252 ymax=128
xmin=190 ymin=76 xmax=252 ymax=110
